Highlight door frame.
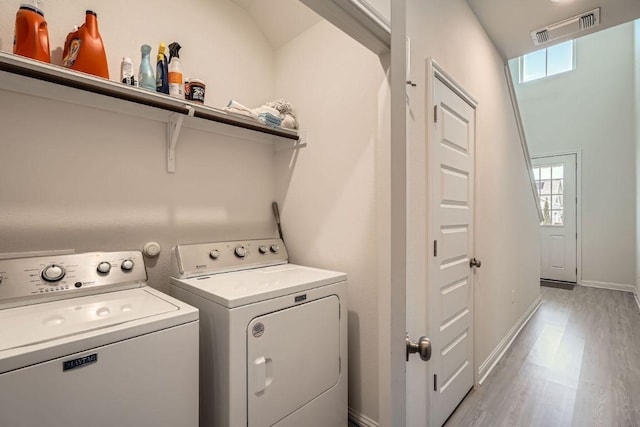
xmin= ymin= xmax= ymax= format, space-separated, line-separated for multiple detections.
xmin=425 ymin=58 xmax=479 ymax=426
xmin=531 ymin=150 xmax=582 ymax=285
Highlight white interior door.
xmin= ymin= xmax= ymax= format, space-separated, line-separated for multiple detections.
xmin=427 ymin=74 xmax=476 ymax=427
xmin=532 ymin=154 xmax=577 ymax=283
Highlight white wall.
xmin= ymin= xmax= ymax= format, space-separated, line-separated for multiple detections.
xmin=1 ymin=1 xmax=386 ymax=423
xmin=512 ymin=23 xmax=637 ymax=288
xmin=0 ymin=0 xmax=281 ymax=292
xmin=403 ymin=0 xmax=541 ymax=424
xmin=273 ymin=19 xmax=385 ymax=423
xmin=0 ymin=0 xmax=274 ymax=108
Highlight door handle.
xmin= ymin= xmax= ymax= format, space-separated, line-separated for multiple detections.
xmin=406 ymin=334 xmax=431 ymax=362
xmin=470 ymin=257 xmax=482 ymax=268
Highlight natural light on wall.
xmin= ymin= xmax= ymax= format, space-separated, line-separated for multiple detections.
xmin=520 ymin=40 xmax=575 ymax=83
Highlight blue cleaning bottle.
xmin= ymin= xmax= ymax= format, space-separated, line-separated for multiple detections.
xmin=139 ymin=44 xmax=155 ymax=91
xmin=156 ymin=42 xmax=169 ymax=94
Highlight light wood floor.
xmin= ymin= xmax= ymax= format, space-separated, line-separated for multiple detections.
xmin=445 ymin=286 xmax=640 ymax=427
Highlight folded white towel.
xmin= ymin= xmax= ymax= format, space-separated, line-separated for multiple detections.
xmin=281 ymin=114 xmax=298 ymax=130
xmin=224 ymin=100 xmax=258 ymax=119
xmin=252 ymin=105 xmax=281 ymax=117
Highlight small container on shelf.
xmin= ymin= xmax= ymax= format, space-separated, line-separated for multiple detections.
xmin=185 ymin=79 xmax=206 ymax=104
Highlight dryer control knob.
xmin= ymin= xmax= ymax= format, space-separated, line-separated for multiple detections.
xmin=42 ymin=264 xmax=66 ymax=282
xmin=209 ymin=249 xmax=220 ymax=260
xmin=234 ymin=246 xmax=248 ymax=258
xmin=258 ymin=246 xmax=268 ymax=254
xmin=270 ymin=244 xmax=280 ymax=254
xmin=121 ymin=259 xmax=135 ymax=271
xmin=97 ymin=262 xmax=112 ymax=274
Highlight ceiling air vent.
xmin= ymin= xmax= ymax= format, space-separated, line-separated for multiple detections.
xmin=535 ymin=30 xmax=550 ymax=44
xmin=530 ymin=7 xmax=601 ymax=46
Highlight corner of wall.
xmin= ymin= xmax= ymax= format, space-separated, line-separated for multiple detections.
xmin=635 ymin=20 xmax=640 ymax=298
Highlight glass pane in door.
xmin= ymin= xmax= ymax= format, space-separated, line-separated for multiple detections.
xmin=534 ymin=163 xmax=564 ymax=226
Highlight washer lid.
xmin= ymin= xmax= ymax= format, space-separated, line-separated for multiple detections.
xmin=170 ymin=264 xmax=346 ymax=308
xmin=0 ymin=288 xmax=179 ymax=352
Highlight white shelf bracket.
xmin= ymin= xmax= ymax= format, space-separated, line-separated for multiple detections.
xmin=274 ymin=129 xmax=308 ymax=153
xmin=167 ymin=105 xmax=195 ymax=173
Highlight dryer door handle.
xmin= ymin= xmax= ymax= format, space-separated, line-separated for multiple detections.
xmin=253 ymin=356 xmax=273 ymax=395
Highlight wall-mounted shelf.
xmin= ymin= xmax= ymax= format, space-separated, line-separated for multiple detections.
xmin=0 ymin=51 xmax=303 ymax=172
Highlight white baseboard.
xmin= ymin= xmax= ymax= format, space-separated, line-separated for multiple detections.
xmin=348 ymin=408 xmax=378 ymax=427
xmin=580 ymin=280 xmax=636 ymax=293
xmin=477 ymin=296 xmax=542 ymax=385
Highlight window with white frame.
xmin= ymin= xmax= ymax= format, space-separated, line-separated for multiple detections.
xmin=533 ymin=164 xmax=564 ymax=226
xmin=520 ymin=40 xmax=575 ymax=83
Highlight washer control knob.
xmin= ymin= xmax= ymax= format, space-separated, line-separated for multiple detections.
xmin=97 ymin=262 xmax=112 ymax=274
xmin=209 ymin=249 xmax=221 ymax=260
xmin=258 ymin=246 xmax=268 ymax=254
xmin=234 ymin=246 xmax=248 ymax=258
xmin=270 ymin=244 xmax=280 ymax=254
xmin=121 ymin=259 xmax=135 ymax=271
xmin=42 ymin=264 xmax=66 ymax=282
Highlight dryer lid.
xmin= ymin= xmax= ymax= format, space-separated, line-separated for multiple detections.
xmin=0 ymin=288 xmax=179 ymax=352
xmin=170 ymin=264 xmax=346 ymax=308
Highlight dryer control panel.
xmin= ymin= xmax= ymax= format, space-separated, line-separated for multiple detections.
xmin=0 ymin=251 xmax=147 ymax=309
xmin=173 ymin=239 xmax=288 ymax=278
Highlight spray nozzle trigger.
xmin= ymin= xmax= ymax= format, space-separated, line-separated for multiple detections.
xmin=169 ymin=42 xmax=182 ymax=61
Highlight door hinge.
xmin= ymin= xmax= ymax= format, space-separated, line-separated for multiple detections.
xmin=434 ymin=240 xmax=438 ymax=257
xmin=434 ymin=105 xmax=438 ymax=123
xmin=434 ymin=374 xmax=438 ymax=391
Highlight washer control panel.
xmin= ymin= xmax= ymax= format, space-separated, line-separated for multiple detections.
xmin=0 ymin=251 xmax=147 ymax=307
xmin=173 ymin=239 xmax=288 ymax=278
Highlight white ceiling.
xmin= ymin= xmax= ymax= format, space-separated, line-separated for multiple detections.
xmin=231 ymin=0 xmax=322 ymax=50
xmin=466 ymin=0 xmax=640 ymax=60
xmin=232 ymin=0 xmax=640 ymax=59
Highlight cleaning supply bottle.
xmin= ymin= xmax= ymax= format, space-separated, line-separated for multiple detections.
xmin=120 ymin=57 xmax=136 ymax=86
xmin=13 ymin=0 xmax=50 ymax=63
xmin=155 ymin=42 xmax=169 ymax=94
xmin=62 ymin=10 xmax=109 ymax=79
xmin=168 ymin=42 xmax=184 ymax=99
xmin=138 ymin=45 xmax=155 ymax=91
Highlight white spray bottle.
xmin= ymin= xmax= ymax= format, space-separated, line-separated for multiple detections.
xmin=168 ymin=42 xmax=184 ymax=99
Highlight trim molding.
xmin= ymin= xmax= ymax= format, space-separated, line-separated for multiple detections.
xmin=580 ymin=280 xmax=636 ymax=293
xmin=477 ymin=296 xmax=542 ymax=385
xmin=349 ymin=408 xmax=379 ymax=427
xmin=634 ymin=290 xmax=640 ymax=312
xmin=504 ymin=63 xmax=543 ymax=222
xmin=299 ymin=0 xmax=390 ymax=55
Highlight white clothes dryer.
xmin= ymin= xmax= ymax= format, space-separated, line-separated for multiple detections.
xmin=170 ymin=238 xmax=348 ymax=427
xmin=0 ymin=250 xmax=199 ymax=427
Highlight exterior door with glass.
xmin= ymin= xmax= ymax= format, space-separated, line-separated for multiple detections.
xmin=532 ymin=154 xmax=577 ymax=283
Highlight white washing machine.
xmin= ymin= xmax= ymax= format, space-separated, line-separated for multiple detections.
xmin=169 ymin=238 xmax=348 ymax=427
xmin=0 ymin=250 xmax=199 ymax=427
